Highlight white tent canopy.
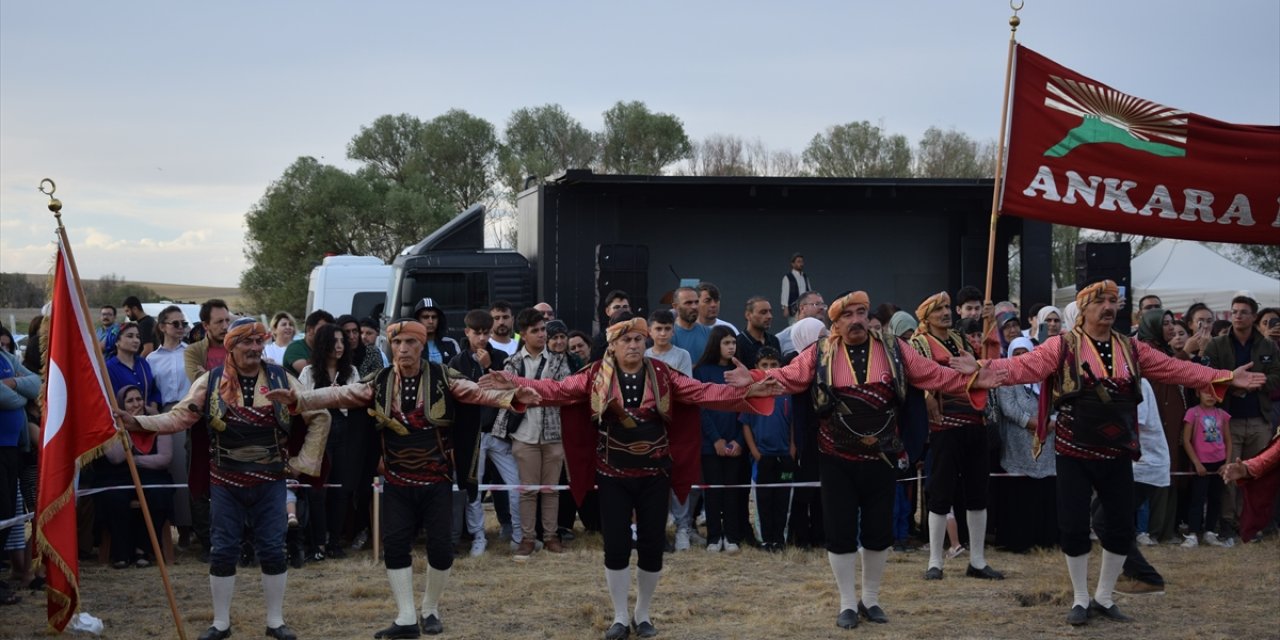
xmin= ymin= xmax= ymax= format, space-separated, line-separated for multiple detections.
xmin=1054 ymin=239 xmax=1280 ymax=315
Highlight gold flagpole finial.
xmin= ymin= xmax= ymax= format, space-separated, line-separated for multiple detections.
xmin=1010 ymin=0 xmax=1023 ymax=31
xmin=39 ymin=178 xmax=63 ymax=226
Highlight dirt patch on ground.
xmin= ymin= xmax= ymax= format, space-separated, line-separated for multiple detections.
xmin=3 ymin=531 xmax=1277 ymax=639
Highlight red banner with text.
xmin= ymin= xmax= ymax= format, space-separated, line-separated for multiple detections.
xmin=1001 ymin=45 xmax=1280 ymax=245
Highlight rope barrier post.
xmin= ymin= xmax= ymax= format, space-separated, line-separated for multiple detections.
xmin=371 ymin=476 xmax=382 ymax=565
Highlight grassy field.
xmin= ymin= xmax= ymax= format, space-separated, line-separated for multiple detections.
xmin=3 ymin=524 xmax=1277 ymax=640
xmin=3 ymin=275 xmax=245 ymax=329
xmin=15 ymin=273 xmax=246 ymax=308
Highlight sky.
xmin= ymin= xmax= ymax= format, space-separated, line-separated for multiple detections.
xmin=2 ymin=1 xmax=1277 ymax=287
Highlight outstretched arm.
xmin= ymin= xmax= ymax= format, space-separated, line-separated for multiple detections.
xmin=126 ymin=372 xmax=210 ymax=434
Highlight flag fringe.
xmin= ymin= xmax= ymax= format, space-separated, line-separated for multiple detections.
xmin=34 ymin=482 xmax=79 ymax=632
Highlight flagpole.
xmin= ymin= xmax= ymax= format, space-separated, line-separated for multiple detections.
xmin=982 ymin=1 xmax=1023 ymax=319
xmin=42 ymin=180 xmax=189 ymax=640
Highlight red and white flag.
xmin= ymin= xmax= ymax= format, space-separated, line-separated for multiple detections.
xmin=1001 ymin=45 xmax=1280 ymax=244
xmin=36 ymin=237 xmax=119 ymax=632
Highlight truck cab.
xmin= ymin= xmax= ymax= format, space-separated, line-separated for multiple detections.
xmin=306 ymin=255 xmax=392 ymax=320
xmin=386 ymin=205 xmax=535 ymax=343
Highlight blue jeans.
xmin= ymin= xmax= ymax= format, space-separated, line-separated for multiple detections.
xmin=209 ymin=481 xmax=287 ymax=576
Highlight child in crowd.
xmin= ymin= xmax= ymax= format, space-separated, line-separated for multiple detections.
xmin=740 ymin=349 xmax=794 ymax=552
xmin=1182 ymin=389 xmax=1233 ymax=548
xmin=695 ymin=326 xmax=746 ymax=554
xmin=645 ymin=310 xmax=692 ymax=376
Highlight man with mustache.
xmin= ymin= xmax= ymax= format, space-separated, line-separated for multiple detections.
xmin=734 ymin=291 xmax=1008 ymax=630
xmin=908 ymin=291 xmax=1004 ymax=582
xmin=480 ymin=311 xmax=781 ymax=640
xmin=973 ymin=280 xmax=1266 ymax=626
xmin=266 ymin=319 xmax=538 ymax=639
xmin=118 ymin=317 xmax=331 ymax=640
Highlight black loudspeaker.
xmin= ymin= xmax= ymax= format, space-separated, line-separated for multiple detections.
xmin=1075 ymin=242 xmax=1132 ymax=334
xmin=596 ymin=244 xmax=650 ymax=328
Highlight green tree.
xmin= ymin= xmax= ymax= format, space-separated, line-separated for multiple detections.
xmin=1230 ymin=244 xmax=1280 ymax=279
xmin=240 ymin=156 xmax=450 ymax=315
xmin=600 ymin=101 xmax=692 ymax=174
xmin=915 ymin=127 xmax=990 ymax=178
xmin=803 ymin=120 xmax=912 ymax=178
xmin=498 ymin=104 xmax=599 ymax=199
xmin=346 ymin=113 xmax=427 ymax=186
xmin=418 ymin=109 xmax=501 ymax=212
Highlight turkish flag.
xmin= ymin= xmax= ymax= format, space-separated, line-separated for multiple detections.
xmin=35 ymin=238 xmax=119 ymax=632
xmin=1001 ymin=45 xmax=1280 ymax=244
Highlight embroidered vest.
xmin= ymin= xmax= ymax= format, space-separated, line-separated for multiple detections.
xmin=812 ymin=330 xmax=908 ymax=414
xmin=594 ymin=359 xmax=676 ymax=471
xmin=371 ymin=364 xmax=458 ymax=483
xmin=205 ymin=364 xmax=293 ymax=474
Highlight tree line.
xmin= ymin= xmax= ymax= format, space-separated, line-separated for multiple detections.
xmin=0 ymin=273 xmax=159 ymax=310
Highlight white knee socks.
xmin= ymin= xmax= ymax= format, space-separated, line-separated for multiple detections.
xmin=634 ymin=569 xmax=660 ymax=624
xmin=262 ymin=572 xmax=287 ymax=629
xmin=859 ymin=548 xmax=887 ymax=608
xmin=827 ymin=551 xmax=858 ymax=612
xmin=421 ymin=567 xmax=450 ymax=618
xmin=605 ymin=568 xmax=631 ymax=626
xmin=209 ymin=574 xmax=235 ymax=632
xmin=966 ymin=509 xmax=988 ymax=569
xmin=1095 ymin=550 xmax=1126 ymax=608
xmin=1065 ymin=553 xmax=1090 ymax=609
xmin=928 ymin=512 xmax=947 ymax=569
xmin=387 ymin=567 xmax=416 ymax=626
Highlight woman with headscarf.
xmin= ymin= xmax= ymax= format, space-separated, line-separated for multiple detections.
xmin=783 ymin=315 xmax=828 ymax=550
xmin=887 ymin=311 xmax=917 ymax=341
xmin=783 ymin=317 xmax=827 ymax=362
xmin=993 ymin=337 xmax=1057 ymax=552
xmin=1034 ymin=306 xmax=1063 ymax=344
xmin=1060 ymin=301 xmax=1080 ymax=334
xmin=1134 ymin=309 xmax=1189 ymax=544
xmin=98 ymin=385 xmax=174 ymax=568
xmin=106 ymin=322 xmax=162 ymax=415
xmin=996 ymin=310 xmax=1022 ymax=357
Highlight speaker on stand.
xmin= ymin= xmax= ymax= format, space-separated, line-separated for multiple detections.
xmin=595 ymin=244 xmax=650 ymax=332
xmin=1075 ymin=241 xmax=1132 ymax=335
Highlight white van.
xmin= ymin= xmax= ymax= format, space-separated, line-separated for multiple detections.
xmin=306 ymin=255 xmax=392 ymax=320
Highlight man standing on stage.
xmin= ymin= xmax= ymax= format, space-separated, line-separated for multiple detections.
xmin=976 ymin=280 xmax=1263 ymax=626
xmin=268 ymin=319 xmax=536 ymax=639
xmin=908 ymin=291 xmax=1004 ymax=581
xmin=119 ymin=318 xmax=331 ymax=640
xmin=740 ymin=292 xmax=1006 ymax=630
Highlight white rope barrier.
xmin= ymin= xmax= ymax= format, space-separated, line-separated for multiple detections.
xmin=71 ymin=470 xmax=1218 ymax=497
xmin=0 ymin=511 xmax=34 ymax=530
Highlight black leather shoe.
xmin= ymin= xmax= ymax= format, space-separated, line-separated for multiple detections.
xmin=265 ymin=625 xmax=297 ymax=640
xmin=1089 ymin=599 xmax=1134 ymax=622
xmin=374 ymin=622 xmax=421 ymax=639
xmin=419 ymin=614 xmax=443 ymax=635
xmin=836 ymin=608 xmax=859 ymax=629
xmin=858 ymin=601 xmax=889 ymax=624
xmin=632 ymin=620 xmax=658 ymax=638
xmin=1066 ymin=605 xmax=1089 ymax=626
xmin=965 ymin=564 xmax=1005 ymax=580
xmin=198 ymin=627 xmax=232 ymax=640
xmin=604 ymin=621 xmax=631 ymax=639
xmin=923 ymin=567 xmax=943 ymax=580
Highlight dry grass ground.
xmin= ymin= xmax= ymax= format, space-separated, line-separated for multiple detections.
xmin=3 ymin=526 xmax=1278 ymax=640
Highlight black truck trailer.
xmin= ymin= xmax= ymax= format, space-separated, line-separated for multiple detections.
xmin=517 ymin=170 xmax=1052 ymax=336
